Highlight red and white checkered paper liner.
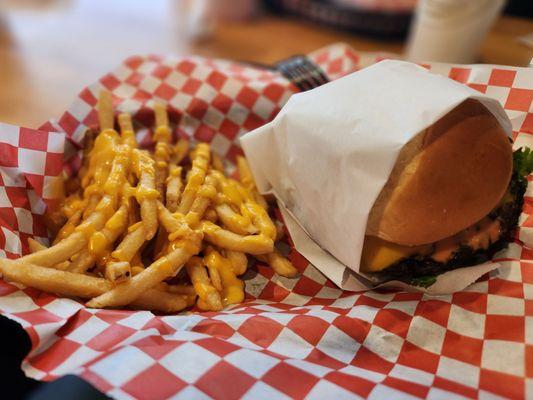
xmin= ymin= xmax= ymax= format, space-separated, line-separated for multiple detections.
xmin=1 ymin=44 xmax=532 ymax=399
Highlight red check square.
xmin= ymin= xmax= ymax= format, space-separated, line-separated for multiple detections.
xmin=489 ymin=69 xmax=516 ymax=87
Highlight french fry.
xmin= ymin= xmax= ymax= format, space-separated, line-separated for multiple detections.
xmin=118 ymin=112 xmax=137 ymax=148
xmin=236 ymin=155 xmax=267 ymax=209
xmin=86 ymin=230 xmax=203 ymax=308
xmin=105 ymin=261 xmax=132 ymax=283
xmin=28 ymin=238 xmax=46 ymax=254
xmin=163 ymin=283 xmax=197 ymax=296
xmin=185 ymin=256 xmax=222 ymax=311
xmin=166 ymin=165 xmax=182 ymax=213
xmin=212 ymin=152 xmax=224 ymax=172
xmin=5 ymin=95 xmax=298 ymax=315
xmin=88 ymin=203 xmax=129 ymax=256
xmin=27 ymin=239 xmax=71 ymax=271
xmin=111 ymin=222 xmax=147 ymax=262
xmin=78 ymin=129 xmax=97 ymax=184
xmin=68 ymin=203 xmax=129 ymax=273
xmin=98 ymin=90 xmax=114 ymax=131
xmin=225 ymin=250 xmax=248 ymax=276
xmin=178 ymin=143 xmax=211 ymax=214
xmin=54 ymin=207 xmax=83 ymax=244
xmin=215 ymin=203 xmax=257 ymax=235
xmin=157 ymin=203 xmax=193 ymax=241
xmin=132 ymin=149 xmax=159 ymax=240
xmin=201 ymin=221 xmax=273 ymax=255
xmin=153 ymin=102 xmax=172 ymax=197
xmin=172 ymin=138 xmax=189 ymax=165
xmin=205 ymin=256 xmax=223 ymax=292
xmin=183 ymin=173 xmax=217 ymax=228
xmin=130 ymin=291 xmax=189 ymax=313
xmin=204 ymin=247 xmax=244 ymax=306
xmin=256 ymin=249 xmax=298 ymax=278
xmin=131 ymin=265 xmax=145 ymax=276
xmin=0 ymin=259 xmax=187 ymax=313
xmin=68 ymin=250 xmax=94 ymax=274
xmin=15 ymin=200 xmax=110 ymax=268
xmin=242 ymin=201 xmax=276 ymax=241
xmin=203 ymin=207 xmax=218 ymax=223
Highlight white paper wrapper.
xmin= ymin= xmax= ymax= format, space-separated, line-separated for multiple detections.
xmin=240 ymin=60 xmax=512 ymax=293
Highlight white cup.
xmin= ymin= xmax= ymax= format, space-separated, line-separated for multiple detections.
xmin=406 ymin=0 xmax=506 ymax=64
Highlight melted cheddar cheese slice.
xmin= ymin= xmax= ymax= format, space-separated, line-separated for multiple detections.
xmin=360 ymin=236 xmax=432 ymax=273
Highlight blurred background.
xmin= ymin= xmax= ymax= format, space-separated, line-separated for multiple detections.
xmin=0 ymin=0 xmax=531 ymax=127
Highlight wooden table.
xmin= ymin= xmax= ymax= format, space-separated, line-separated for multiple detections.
xmin=0 ymin=0 xmax=531 ymax=128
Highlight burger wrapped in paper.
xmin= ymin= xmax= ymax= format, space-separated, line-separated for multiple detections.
xmin=241 ymin=60 xmax=533 ymax=290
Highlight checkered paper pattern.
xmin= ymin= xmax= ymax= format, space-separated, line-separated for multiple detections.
xmin=1 ymin=43 xmax=532 ymax=399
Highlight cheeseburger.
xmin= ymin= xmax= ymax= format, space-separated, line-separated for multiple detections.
xmin=360 ymin=99 xmax=532 ymax=287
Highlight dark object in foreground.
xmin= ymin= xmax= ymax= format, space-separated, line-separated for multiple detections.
xmin=0 ymin=315 xmax=108 ymax=399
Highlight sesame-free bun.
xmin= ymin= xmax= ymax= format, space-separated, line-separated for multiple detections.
xmin=366 ymin=99 xmax=512 ymax=246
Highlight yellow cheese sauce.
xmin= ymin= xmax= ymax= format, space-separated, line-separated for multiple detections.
xmin=361 ymin=216 xmax=503 ymax=272
xmin=204 ymin=249 xmax=244 ymax=305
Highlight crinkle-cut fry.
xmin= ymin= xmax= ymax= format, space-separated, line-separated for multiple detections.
xmin=98 ymin=90 xmax=115 ymax=131
xmin=201 ymin=221 xmax=273 ymax=255
xmin=118 ymin=112 xmax=137 ymax=148
xmin=105 ymin=261 xmax=132 ymax=283
xmin=153 ymin=102 xmax=172 ymax=197
xmin=185 ymin=257 xmax=223 ymax=311
xmin=172 ymin=138 xmax=189 ymax=165
xmin=215 ymin=203 xmax=257 ymax=236
xmin=0 ymin=259 xmax=187 ymax=313
xmin=178 ymin=143 xmax=211 ymax=214
xmin=111 ymin=222 xmax=147 ymax=262
xmin=224 ymin=250 xmax=248 ymax=276
xmin=204 ymin=247 xmax=244 ymax=306
xmin=132 ymin=149 xmax=159 ymax=240
xmin=166 ymin=165 xmax=182 ymax=213
xmin=236 ymin=155 xmax=267 ymax=209
xmin=86 ymin=230 xmax=203 ymax=308
xmin=16 ymin=197 xmax=113 ymax=267
xmin=212 ymin=152 xmax=224 ymax=172
xmin=256 ymin=249 xmax=298 ymax=278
